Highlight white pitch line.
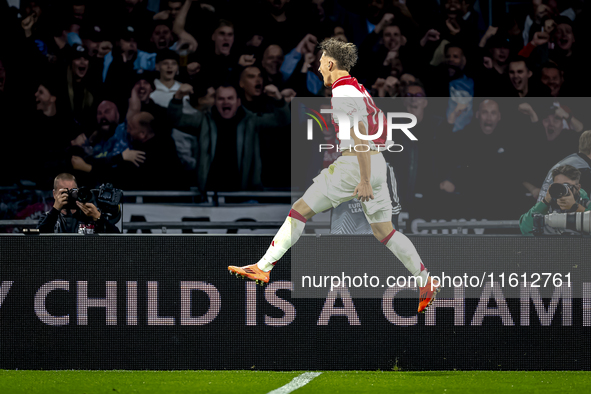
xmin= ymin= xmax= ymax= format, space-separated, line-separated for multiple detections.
xmin=266 ymin=372 xmax=322 ymax=394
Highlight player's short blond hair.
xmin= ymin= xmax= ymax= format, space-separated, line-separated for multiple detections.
xmin=579 ymin=130 xmax=591 ymax=156
xmin=319 ymin=38 xmax=358 ymax=72
xmin=54 ymin=173 xmax=77 ymax=190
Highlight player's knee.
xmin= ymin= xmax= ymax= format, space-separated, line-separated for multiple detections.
xmin=292 ymin=199 xmax=315 ymax=220
xmin=371 ymin=230 xmax=383 ymax=241
xmin=371 ymin=223 xmax=394 ymax=242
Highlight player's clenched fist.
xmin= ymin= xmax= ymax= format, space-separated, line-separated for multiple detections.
xmin=264 ymin=84 xmax=282 ymax=100
xmin=353 ymin=181 xmax=374 ymax=203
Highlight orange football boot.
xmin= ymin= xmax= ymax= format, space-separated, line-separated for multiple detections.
xmin=228 ymin=263 xmax=270 ymax=286
xmin=418 ymin=278 xmax=440 ymax=313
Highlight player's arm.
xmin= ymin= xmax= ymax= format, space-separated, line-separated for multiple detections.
xmin=352 ymin=121 xmax=374 ymax=203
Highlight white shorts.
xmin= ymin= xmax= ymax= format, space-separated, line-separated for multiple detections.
xmin=302 ymin=153 xmax=393 ymax=224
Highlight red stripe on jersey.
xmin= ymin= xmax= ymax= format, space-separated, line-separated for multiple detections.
xmin=331 ymin=75 xmax=353 ymax=89
xmin=331 ymin=76 xmax=387 ymax=146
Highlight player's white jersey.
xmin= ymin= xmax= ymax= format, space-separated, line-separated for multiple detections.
xmin=331 ymin=75 xmax=389 ymax=151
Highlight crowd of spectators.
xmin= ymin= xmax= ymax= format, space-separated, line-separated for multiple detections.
xmin=0 ymin=0 xmax=590 ymax=221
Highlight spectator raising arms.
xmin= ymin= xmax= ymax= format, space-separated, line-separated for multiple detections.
xmin=168 ymin=83 xmax=290 ymax=196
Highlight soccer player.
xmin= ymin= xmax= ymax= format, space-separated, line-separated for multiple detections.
xmin=229 ymin=38 xmax=440 ymax=313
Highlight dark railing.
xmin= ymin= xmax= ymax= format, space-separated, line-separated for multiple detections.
xmin=417 ymin=220 xmax=520 ymax=231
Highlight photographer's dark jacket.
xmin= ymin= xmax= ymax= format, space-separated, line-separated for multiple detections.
xmin=519 ymin=189 xmax=591 ymax=236
xmin=37 ymin=208 xmax=120 ymax=233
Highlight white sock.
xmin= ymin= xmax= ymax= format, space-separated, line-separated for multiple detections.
xmin=257 ymin=209 xmax=307 ymax=272
xmin=382 ymin=230 xmax=429 ymax=287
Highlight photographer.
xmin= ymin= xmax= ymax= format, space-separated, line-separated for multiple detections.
xmin=537 ymin=130 xmax=591 ymax=205
xmin=519 ymin=165 xmax=591 ymax=235
xmin=37 ymin=173 xmax=120 ymax=234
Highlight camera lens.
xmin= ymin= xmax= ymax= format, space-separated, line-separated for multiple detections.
xmin=548 ymin=183 xmax=569 ymax=199
xmin=76 ymin=187 xmax=93 ymax=203
xmin=547 ymin=212 xmax=591 ymax=233
xmin=69 ymin=188 xmax=79 ymax=200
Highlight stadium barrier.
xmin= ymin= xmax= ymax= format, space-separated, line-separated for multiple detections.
xmin=0 ymin=219 xmax=518 ymax=232
xmin=0 ymin=220 xmax=330 ymax=231
xmin=416 ymin=220 xmax=520 ymax=230
xmin=0 ymin=234 xmax=589 ymax=371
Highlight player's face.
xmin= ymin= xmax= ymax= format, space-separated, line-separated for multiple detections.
xmin=477 ymin=100 xmax=501 ymax=134
xmin=318 ymin=53 xmax=333 ymax=87
xmin=240 ymin=67 xmax=263 ymax=98
xmin=508 ymin=62 xmax=531 ymax=91
xmin=157 ymin=59 xmax=178 ymax=81
xmin=151 ymin=25 xmax=173 ymax=50
xmin=212 ymin=26 xmax=234 ymax=56
xmin=215 ymin=86 xmax=240 ymax=119
xmin=382 ymin=26 xmax=402 ymax=52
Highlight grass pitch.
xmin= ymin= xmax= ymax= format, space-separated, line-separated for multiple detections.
xmin=0 ymin=370 xmax=590 ymax=393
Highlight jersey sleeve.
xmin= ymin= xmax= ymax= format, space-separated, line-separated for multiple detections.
xmin=331 ymin=86 xmax=368 ymax=129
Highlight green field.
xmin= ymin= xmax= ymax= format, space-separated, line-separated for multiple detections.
xmin=0 ymin=370 xmax=590 ymax=393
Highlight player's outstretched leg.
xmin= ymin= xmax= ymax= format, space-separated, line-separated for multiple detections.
xmin=372 ymin=224 xmax=440 ymax=313
xmin=228 ymin=201 xmax=313 ymax=286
